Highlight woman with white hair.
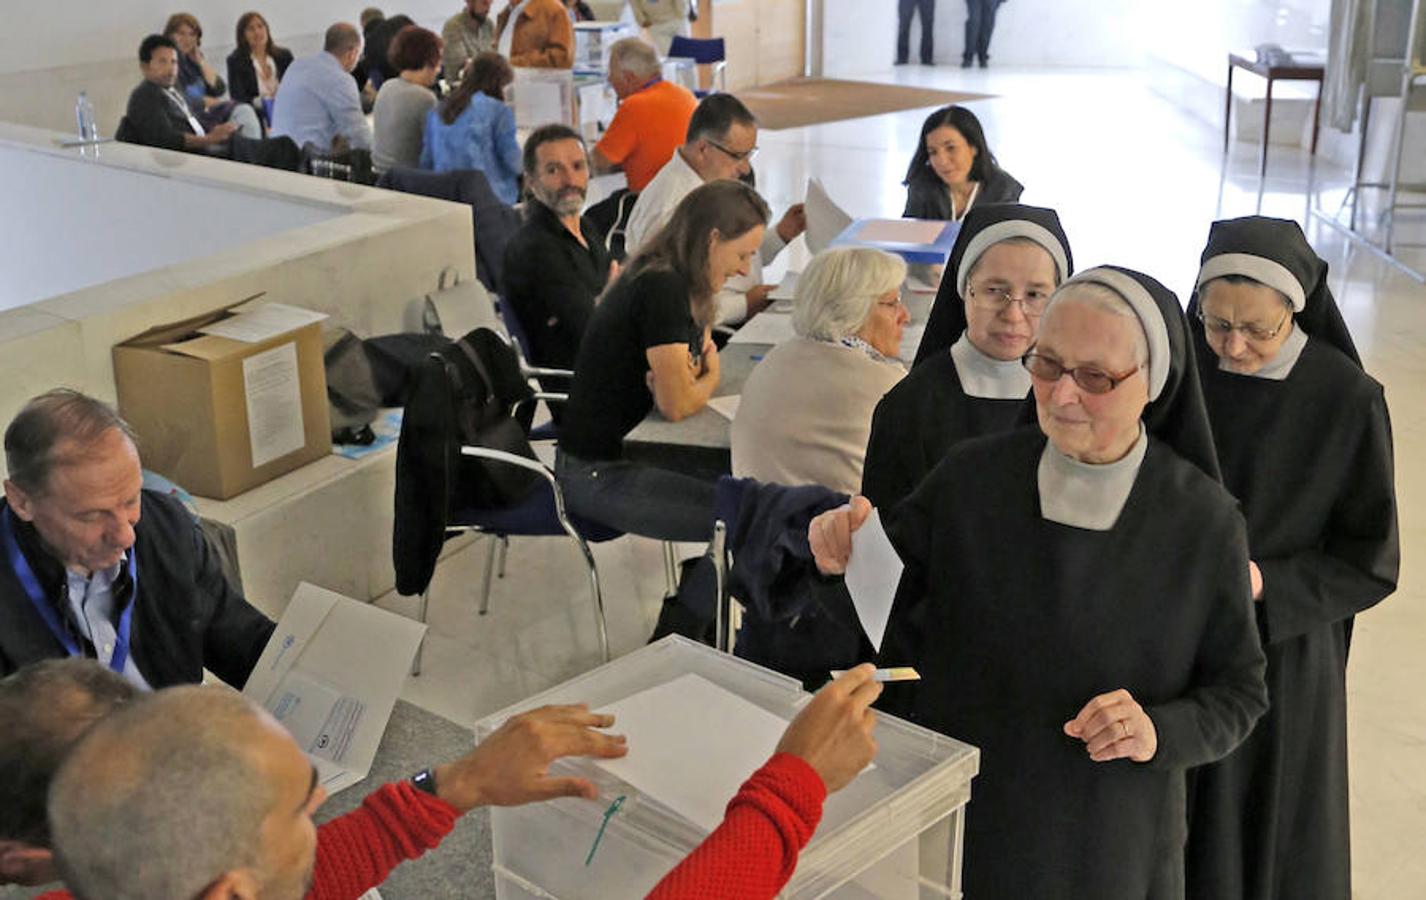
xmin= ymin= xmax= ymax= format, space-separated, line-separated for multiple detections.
xmin=731 ymin=247 xmax=909 ymax=494
xmin=807 ymin=266 xmax=1268 ymax=900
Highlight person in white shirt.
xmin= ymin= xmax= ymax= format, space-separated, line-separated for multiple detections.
xmin=625 ymin=93 xmax=805 ymax=326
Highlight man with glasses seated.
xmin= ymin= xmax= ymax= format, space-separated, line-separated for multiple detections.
xmin=625 ymin=93 xmax=806 ymax=325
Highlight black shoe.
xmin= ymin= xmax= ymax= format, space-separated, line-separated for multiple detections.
xmin=961 ymin=57 xmax=973 ymax=68
xmin=895 ymin=57 xmax=908 ymax=66
xmin=978 ymin=56 xmax=989 ymax=68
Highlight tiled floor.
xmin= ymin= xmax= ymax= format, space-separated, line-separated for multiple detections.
xmin=382 ymin=65 xmax=1426 ymax=897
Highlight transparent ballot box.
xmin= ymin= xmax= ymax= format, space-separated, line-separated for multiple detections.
xmin=474 ymin=637 xmax=980 ymax=899
xmin=508 ymin=68 xmax=576 ymax=131
xmin=574 ymin=21 xmax=639 ymax=74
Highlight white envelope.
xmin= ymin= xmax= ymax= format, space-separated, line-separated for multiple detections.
xmin=243 ymin=583 xmax=426 ymax=794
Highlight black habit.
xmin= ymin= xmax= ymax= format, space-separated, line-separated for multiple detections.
xmin=1184 ymin=217 xmax=1399 ymax=900
xmin=879 ymin=429 xmax=1268 ymax=900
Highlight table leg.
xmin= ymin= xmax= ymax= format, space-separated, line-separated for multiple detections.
xmin=1311 ymin=79 xmax=1323 ymax=155
xmin=1224 ymin=61 xmax=1235 ymax=153
xmin=1261 ymin=76 xmax=1274 ymax=176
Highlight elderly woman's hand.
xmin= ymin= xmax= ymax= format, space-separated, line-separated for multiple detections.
xmin=1063 ymin=689 xmax=1158 ymax=763
xmin=808 ymin=496 xmax=873 ymax=575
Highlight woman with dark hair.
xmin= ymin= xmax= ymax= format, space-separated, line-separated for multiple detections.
xmin=420 ymin=52 xmax=522 ymax=202
xmin=226 ymin=12 xmax=293 ymax=115
xmin=372 ymin=25 xmax=443 ymax=171
xmin=1183 ymin=217 xmax=1398 ymax=900
xmin=162 ymin=12 xmax=259 ymax=136
xmin=557 ymin=180 xmax=771 ymax=541
xmin=903 ymin=105 xmax=1022 ymax=222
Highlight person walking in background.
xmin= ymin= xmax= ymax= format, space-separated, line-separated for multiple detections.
xmin=963 ymin=0 xmax=1004 ymax=68
xmin=896 ymin=0 xmax=936 ymax=66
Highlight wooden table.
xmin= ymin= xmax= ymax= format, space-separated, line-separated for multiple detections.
xmin=1225 ymin=52 xmax=1325 ymax=176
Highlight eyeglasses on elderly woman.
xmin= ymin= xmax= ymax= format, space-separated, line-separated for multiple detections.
xmin=1195 ymin=306 xmax=1291 ymax=343
xmin=968 ymin=284 xmax=1053 ymax=316
xmin=1021 ymin=351 xmax=1141 ymax=395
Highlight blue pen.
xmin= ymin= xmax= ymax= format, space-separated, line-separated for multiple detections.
xmin=751 ymin=354 xmax=764 ymax=361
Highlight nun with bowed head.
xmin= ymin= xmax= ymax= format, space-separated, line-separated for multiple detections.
xmin=862 ymin=203 xmax=1071 ymax=510
xmin=1183 ymin=217 xmax=1398 ymax=900
xmin=808 ymin=267 xmax=1268 ymax=900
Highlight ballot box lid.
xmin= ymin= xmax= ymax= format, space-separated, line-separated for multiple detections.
xmin=474 ymin=636 xmax=980 ymax=898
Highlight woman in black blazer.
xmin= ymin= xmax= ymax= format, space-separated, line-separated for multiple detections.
xmin=903 ymin=105 xmax=1023 ymax=221
xmin=226 ymin=11 xmax=293 ymax=110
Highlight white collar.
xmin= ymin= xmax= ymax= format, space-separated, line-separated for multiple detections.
xmin=950 ymin=332 xmax=1031 ymax=399
xmin=1038 ymin=425 xmax=1148 ymax=531
xmin=1221 ymin=324 xmax=1307 ymax=381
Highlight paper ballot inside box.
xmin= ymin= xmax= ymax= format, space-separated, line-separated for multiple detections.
xmin=243 ymin=583 xmax=426 ymax=794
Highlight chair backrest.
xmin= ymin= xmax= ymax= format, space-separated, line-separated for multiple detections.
xmin=393 ymin=327 xmax=539 ymax=595
xmin=114 ymin=116 xmax=138 ymax=144
xmin=668 ymin=36 xmax=726 ymax=64
xmin=376 ymin=167 xmax=521 ymax=294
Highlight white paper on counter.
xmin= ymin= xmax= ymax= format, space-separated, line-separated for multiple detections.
xmin=243 ymin=583 xmax=426 ymax=794
xmin=727 ymin=311 xmax=796 ymax=346
xmin=243 ymin=341 xmax=305 ymax=467
xmin=593 ymin=673 xmax=790 ymax=832
xmin=707 ymin=395 xmax=741 ymax=420
xmin=857 ymin=219 xmax=947 ymax=245
xmin=845 ymin=508 xmax=904 ymax=653
xmin=200 ymin=303 xmax=328 ymax=343
xmin=805 ymin=177 xmax=853 ymax=255
xmin=768 ymin=270 xmax=800 ymax=302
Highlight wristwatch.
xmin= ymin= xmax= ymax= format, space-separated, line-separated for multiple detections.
xmin=409 ymin=767 xmax=439 ymax=797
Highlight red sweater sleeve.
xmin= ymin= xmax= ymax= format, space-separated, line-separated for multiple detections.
xmin=645 ymin=753 xmax=827 ymax=900
xmin=306 ymin=781 xmax=460 ymax=900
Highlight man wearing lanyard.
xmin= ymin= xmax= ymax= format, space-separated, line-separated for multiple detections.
xmin=0 ymin=390 xmax=275 ymax=689
xmin=123 ymin=34 xmax=240 ymax=154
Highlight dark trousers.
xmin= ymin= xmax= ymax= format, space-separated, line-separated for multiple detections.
xmin=896 ymin=0 xmax=936 ymax=65
xmin=555 ymin=451 xmax=715 ymax=543
xmin=964 ymin=0 xmax=1000 ymax=63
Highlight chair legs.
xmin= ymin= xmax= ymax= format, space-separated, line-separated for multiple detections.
xmin=412 ymin=586 xmax=432 ymax=676
xmin=568 ymin=530 xmax=610 ymax=663
xmin=479 ymin=535 xmax=499 ymax=615
xmin=662 ymin=541 xmax=678 ymax=596
xmin=496 ymin=535 xmax=509 ymax=579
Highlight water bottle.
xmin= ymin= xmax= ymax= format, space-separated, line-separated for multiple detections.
xmin=75 ymin=92 xmax=97 ymax=142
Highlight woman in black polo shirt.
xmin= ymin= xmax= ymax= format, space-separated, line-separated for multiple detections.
xmin=557 ymin=180 xmax=770 ymax=541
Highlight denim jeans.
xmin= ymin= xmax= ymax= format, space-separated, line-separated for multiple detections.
xmin=555 ymin=451 xmax=716 ymax=543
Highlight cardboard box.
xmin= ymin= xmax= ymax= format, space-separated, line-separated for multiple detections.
xmin=114 ymin=305 xmax=331 ymax=500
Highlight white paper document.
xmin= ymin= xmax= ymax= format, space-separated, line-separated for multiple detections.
xmin=592 ymin=673 xmax=791 ymax=831
xmin=857 ymin=219 xmax=948 ymax=245
xmin=845 ymin=508 xmax=905 ymax=653
xmin=516 ymin=82 xmax=565 ymax=129
xmin=727 ymin=311 xmax=796 ymax=346
xmin=243 ymin=583 xmax=426 ymax=794
xmin=897 ymin=322 xmax=927 ymax=364
xmin=768 ymin=270 xmax=800 ymax=302
xmin=199 ymin=303 xmax=328 ymax=343
xmin=805 ymin=177 xmax=854 ymax=255
xmin=707 ymin=394 xmax=741 ymax=420
xmin=242 ymin=342 xmax=305 ymax=468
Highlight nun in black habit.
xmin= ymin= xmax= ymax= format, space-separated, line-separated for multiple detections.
xmin=809 ymin=267 xmax=1268 ymax=900
xmin=861 ymin=204 xmax=1072 ymax=510
xmin=1183 ymin=217 xmax=1399 ymax=900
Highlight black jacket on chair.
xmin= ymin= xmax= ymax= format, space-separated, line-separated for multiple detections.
xmin=0 ymin=491 xmax=275 ymax=688
xmin=902 ymin=165 xmax=1024 ymax=219
xmin=226 ymin=46 xmax=294 ymax=106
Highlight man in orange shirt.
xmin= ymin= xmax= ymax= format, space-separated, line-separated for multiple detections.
xmin=592 ymin=38 xmax=696 ymax=192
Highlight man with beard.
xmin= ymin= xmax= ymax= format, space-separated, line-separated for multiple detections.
xmin=502 ymin=124 xmax=616 ymax=408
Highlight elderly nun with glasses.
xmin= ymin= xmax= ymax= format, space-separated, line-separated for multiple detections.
xmin=862 ymin=203 xmax=1072 ymax=510
xmin=731 ymin=247 xmax=909 ymax=495
xmin=807 ymin=266 xmax=1269 ymax=900
xmin=1183 ymin=217 xmax=1398 ymax=900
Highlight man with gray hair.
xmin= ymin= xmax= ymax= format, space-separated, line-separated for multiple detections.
xmin=0 ymin=389 xmax=274 ymax=687
xmin=0 ymin=659 xmax=137 ymax=888
xmin=625 ymin=92 xmax=806 ymax=325
xmin=270 ymin=22 xmax=373 ymax=151
xmin=591 ymin=37 xmax=696 ymax=193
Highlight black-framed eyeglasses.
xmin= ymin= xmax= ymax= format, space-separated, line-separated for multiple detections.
xmin=1022 ymin=351 xmax=1141 ymax=395
xmin=706 ymin=138 xmax=758 ymax=163
xmin=968 ymin=285 xmax=1052 ymax=316
xmin=1195 ymin=307 xmax=1291 ymax=343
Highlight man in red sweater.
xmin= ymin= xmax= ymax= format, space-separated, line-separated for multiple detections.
xmin=28 ymin=662 xmax=878 ymax=899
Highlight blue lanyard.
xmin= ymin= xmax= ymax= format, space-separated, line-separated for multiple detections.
xmin=1 ymin=508 xmax=136 ymax=674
